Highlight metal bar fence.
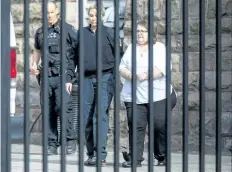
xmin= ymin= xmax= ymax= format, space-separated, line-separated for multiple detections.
xmin=199 ymin=0 xmax=206 ymax=171
xmin=113 ymin=0 xmax=120 ymax=172
xmin=165 ymin=0 xmax=172 ymax=171
xmin=131 ymin=0 xmax=137 ymax=171
xmin=96 ymin=1 xmax=103 ymax=171
xmin=24 ymin=0 xmax=30 ymax=172
xmin=148 ymin=0 xmax=154 ymax=171
xmin=42 ymin=0 xmax=49 ymax=171
xmin=1 ymin=0 xmax=11 ymax=171
xmin=0 ymin=2 xmax=1 ymax=169
xmin=60 ymin=0 xmax=66 ymax=171
xmin=78 ymin=0 xmax=85 ymax=171
xmin=182 ymin=0 xmax=189 ymax=171
xmin=216 ymin=0 xmax=222 ymax=171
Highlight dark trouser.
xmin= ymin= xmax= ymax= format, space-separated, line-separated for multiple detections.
xmin=84 ymin=73 xmax=114 ymax=161
xmin=40 ymin=76 xmax=76 ymax=147
xmin=125 ymin=89 xmax=177 ymax=162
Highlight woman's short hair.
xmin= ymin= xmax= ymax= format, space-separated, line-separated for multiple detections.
xmin=48 ymin=0 xmax=58 ymax=8
xmin=88 ymin=4 xmax=105 ymax=17
xmin=137 ymin=20 xmax=158 ymax=43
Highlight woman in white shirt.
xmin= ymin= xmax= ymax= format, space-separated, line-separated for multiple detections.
xmin=119 ymin=20 xmax=177 ymax=167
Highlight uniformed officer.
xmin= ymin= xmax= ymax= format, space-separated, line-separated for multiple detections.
xmin=30 ymin=0 xmax=77 ymax=155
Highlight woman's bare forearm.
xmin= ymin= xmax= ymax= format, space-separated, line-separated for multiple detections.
xmin=120 ymin=68 xmax=132 ymax=80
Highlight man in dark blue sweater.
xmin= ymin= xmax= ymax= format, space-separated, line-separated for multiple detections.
xmin=65 ymin=5 xmax=115 ymax=166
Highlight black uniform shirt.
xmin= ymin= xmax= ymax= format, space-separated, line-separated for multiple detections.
xmin=34 ymin=20 xmax=77 ymax=74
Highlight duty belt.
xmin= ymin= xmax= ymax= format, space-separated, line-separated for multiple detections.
xmin=38 ymin=65 xmax=61 ymax=77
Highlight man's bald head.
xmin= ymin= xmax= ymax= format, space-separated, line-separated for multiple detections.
xmin=47 ymin=1 xmax=59 ymax=25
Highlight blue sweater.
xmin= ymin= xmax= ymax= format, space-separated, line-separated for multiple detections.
xmin=66 ymin=25 xmax=115 ymax=82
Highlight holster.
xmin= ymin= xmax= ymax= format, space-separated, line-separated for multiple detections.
xmin=36 ymin=74 xmax=41 ymax=86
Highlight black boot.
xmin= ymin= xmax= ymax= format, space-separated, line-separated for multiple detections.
xmin=122 ymin=151 xmax=130 ymax=161
xmin=122 ymin=161 xmax=142 ymax=168
xmin=229 ymin=146 xmax=232 ymax=152
xmin=121 ymin=151 xmax=142 ymax=168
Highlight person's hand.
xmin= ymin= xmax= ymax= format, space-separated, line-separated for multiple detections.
xmin=65 ymin=83 xmax=72 ymax=94
xmin=127 ymin=72 xmax=132 ymax=80
xmin=30 ymin=63 xmax=40 ymax=76
xmin=137 ymin=72 xmax=148 ymax=81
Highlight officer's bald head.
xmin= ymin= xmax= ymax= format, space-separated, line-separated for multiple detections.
xmin=48 ymin=1 xmax=57 ymax=9
xmin=47 ymin=1 xmax=59 ymax=25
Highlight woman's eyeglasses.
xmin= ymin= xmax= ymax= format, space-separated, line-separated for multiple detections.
xmin=137 ymin=30 xmax=148 ymax=33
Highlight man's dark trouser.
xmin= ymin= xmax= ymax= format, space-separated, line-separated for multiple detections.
xmin=40 ymin=75 xmax=76 ymax=147
xmin=84 ymin=73 xmax=114 ymax=161
xmin=125 ymin=89 xmax=177 ymax=162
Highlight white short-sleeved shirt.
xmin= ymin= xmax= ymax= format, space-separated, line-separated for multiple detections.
xmin=119 ymin=42 xmax=173 ymax=104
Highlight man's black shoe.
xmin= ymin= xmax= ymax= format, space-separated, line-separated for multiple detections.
xmin=228 ymin=146 xmax=232 ymax=152
xmin=66 ymin=140 xmax=77 ymax=155
xmin=47 ymin=146 xmax=58 ymax=156
xmin=122 ymin=161 xmax=142 ymax=168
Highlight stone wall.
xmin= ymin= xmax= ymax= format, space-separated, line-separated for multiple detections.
xmin=12 ymin=0 xmax=232 ymax=153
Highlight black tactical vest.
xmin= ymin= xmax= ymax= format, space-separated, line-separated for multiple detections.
xmin=48 ymin=24 xmax=61 ymax=76
xmin=39 ymin=23 xmax=62 ymax=76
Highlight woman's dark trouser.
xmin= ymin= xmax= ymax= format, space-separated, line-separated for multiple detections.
xmin=125 ymin=89 xmax=177 ymax=162
xmin=124 ymin=102 xmax=148 ymax=163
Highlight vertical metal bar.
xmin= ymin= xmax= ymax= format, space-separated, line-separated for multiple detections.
xmin=148 ymin=0 xmax=154 ymax=171
xmin=0 ymin=1 xmax=1 ymax=168
xmin=165 ymin=0 xmax=172 ymax=171
xmin=113 ymin=0 xmax=120 ymax=171
xmin=1 ymin=0 xmax=11 ymax=171
xmin=78 ymin=0 xmax=85 ymax=171
xmin=96 ymin=1 xmax=102 ymax=171
xmin=24 ymin=0 xmax=30 ymax=172
xmin=216 ymin=0 xmax=222 ymax=171
xmin=60 ymin=1 xmax=66 ymax=171
xmin=131 ymin=0 xmax=137 ymax=171
xmin=199 ymin=0 xmax=205 ymax=171
xmin=182 ymin=0 xmax=189 ymax=171
xmin=42 ymin=0 xmax=48 ymax=171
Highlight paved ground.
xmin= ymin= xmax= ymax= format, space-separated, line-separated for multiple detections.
xmin=10 ymin=144 xmax=231 ymax=172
